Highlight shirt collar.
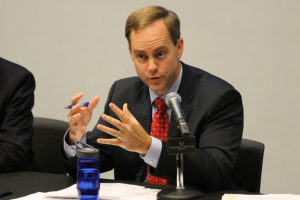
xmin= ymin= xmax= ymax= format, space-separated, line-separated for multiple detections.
xmin=149 ymin=64 xmax=183 ymax=104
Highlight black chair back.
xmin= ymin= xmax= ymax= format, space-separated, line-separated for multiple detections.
xmin=234 ymin=138 xmax=265 ymax=193
xmin=32 ymin=117 xmax=69 ymax=174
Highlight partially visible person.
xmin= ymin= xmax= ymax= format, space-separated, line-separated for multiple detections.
xmin=0 ymin=57 xmax=35 ymax=172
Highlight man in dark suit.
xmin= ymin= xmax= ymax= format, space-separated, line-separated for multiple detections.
xmin=0 ymin=57 xmax=35 ymax=172
xmin=63 ymin=6 xmax=243 ymax=189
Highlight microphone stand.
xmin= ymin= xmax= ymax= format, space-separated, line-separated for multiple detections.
xmin=157 ymin=128 xmax=204 ymax=200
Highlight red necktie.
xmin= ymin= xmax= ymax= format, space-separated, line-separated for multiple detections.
xmin=148 ymin=98 xmax=169 ymax=185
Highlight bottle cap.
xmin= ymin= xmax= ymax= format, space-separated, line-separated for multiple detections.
xmin=76 ymin=141 xmax=99 ymax=158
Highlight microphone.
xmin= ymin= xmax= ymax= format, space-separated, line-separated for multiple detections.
xmin=166 ymin=92 xmax=190 ymax=135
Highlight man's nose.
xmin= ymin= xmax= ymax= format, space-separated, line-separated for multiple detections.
xmin=148 ymin=58 xmax=158 ymax=72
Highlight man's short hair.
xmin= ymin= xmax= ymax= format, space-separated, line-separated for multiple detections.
xmin=125 ymin=6 xmax=181 ymax=47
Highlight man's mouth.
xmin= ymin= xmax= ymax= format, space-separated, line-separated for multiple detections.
xmin=149 ymin=76 xmax=162 ymax=84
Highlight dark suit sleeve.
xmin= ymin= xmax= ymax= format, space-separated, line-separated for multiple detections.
xmin=152 ymin=89 xmax=243 ymax=189
xmin=0 ymin=72 xmax=35 ymax=172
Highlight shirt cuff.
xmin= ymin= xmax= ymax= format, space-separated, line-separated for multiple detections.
xmin=63 ymin=129 xmax=87 ymax=158
xmin=140 ymin=137 xmax=162 ymax=168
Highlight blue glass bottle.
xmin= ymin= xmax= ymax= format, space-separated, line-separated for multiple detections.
xmin=76 ymin=142 xmax=100 ymax=200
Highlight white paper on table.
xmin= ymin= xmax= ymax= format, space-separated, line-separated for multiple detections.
xmin=13 ymin=182 xmax=161 ymax=200
xmin=222 ymin=194 xmax=300 ymax=200
xmin=12 ymin=192 xmax=46 ymax=200
xmin=98 ymin=183 xmax=161 ymax=200
xmin=46 ymin=183 xmax=161 ymax=200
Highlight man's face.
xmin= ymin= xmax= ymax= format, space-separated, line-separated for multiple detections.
xmin=129 ymin=19 xmax=183 ymax=96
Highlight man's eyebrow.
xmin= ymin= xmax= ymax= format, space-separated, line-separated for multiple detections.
xmin=153 ymin=46 xmax=168 ymax=53
xmin=132 ymin=49 xmax=145 ymax=54
xmin=133 ymin=46 xmax=168 ymax=54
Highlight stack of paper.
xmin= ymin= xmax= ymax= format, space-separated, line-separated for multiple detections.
xmin=222 ymin=194 xmax=300 ymax=200
xmin=13 ymin=183 xmax=161 ymax=200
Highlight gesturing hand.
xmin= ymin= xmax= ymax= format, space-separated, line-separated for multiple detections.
xmin=97 ymin=103 xmax=152 ymax=155
xmin=67 ymin=93 xmax=99 ymax=145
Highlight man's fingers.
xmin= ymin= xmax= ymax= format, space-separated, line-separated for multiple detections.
xmin=123 ymin=103 xmax=134 ymax=118
xmin=68 ymin=103 xmax=81 ymax=117
xmin=109 ymin=103 xmax=127 ymax=122
xmin=97 ymin=138 xmax=120 ymax=146
xmin=69 ymin=113 xmax=82 ymax=125
xmin=88 ymin=96 xmax=100 ymax=111
xmin=101 ymin=114 xmax=125 ymax=131
xmin=97 ymin=124 xmax=119 ymax=138
xmin=71 ymin=92 xmax=83 ymax=105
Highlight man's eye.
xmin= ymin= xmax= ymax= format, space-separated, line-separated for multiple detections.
xmin=156 ymin=52 xmax=166 ymax=58
xmin=137 ymin=54 xmax=146 ymax=60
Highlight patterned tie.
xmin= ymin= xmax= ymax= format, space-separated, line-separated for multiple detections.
xmin=148 ymin=98 xmax=169 ymax=185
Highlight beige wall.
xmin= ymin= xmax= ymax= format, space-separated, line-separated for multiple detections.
xmin=1 ymin=0 xmax=299 ymax=194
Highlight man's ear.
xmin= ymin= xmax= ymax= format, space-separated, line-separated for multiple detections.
xmin=128 ymin=44 xmax=133 ymax=58
xmin=176 ymin=38 xmax=184 ymax=59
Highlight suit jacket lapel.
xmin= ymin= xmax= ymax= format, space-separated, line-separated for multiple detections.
xmin=127 ymin=85 xmax=152 ymax=134
xmin=129 ymin=101 xmax=152 ymax=134
xmin=169 ymin=62 xmax=194 ymax=137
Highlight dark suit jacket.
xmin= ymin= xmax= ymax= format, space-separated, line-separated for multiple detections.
xmin=0 ymin=57 xmax=35 ymax=172
xmin=64 ymin=62 xmax=243 ymax=189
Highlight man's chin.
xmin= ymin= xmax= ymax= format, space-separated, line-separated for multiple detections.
xmin=149 ymin=86 xmax=165 ymax=96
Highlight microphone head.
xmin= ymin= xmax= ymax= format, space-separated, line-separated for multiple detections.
xmin=166 ymin=92 xmax=182 ymax=107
